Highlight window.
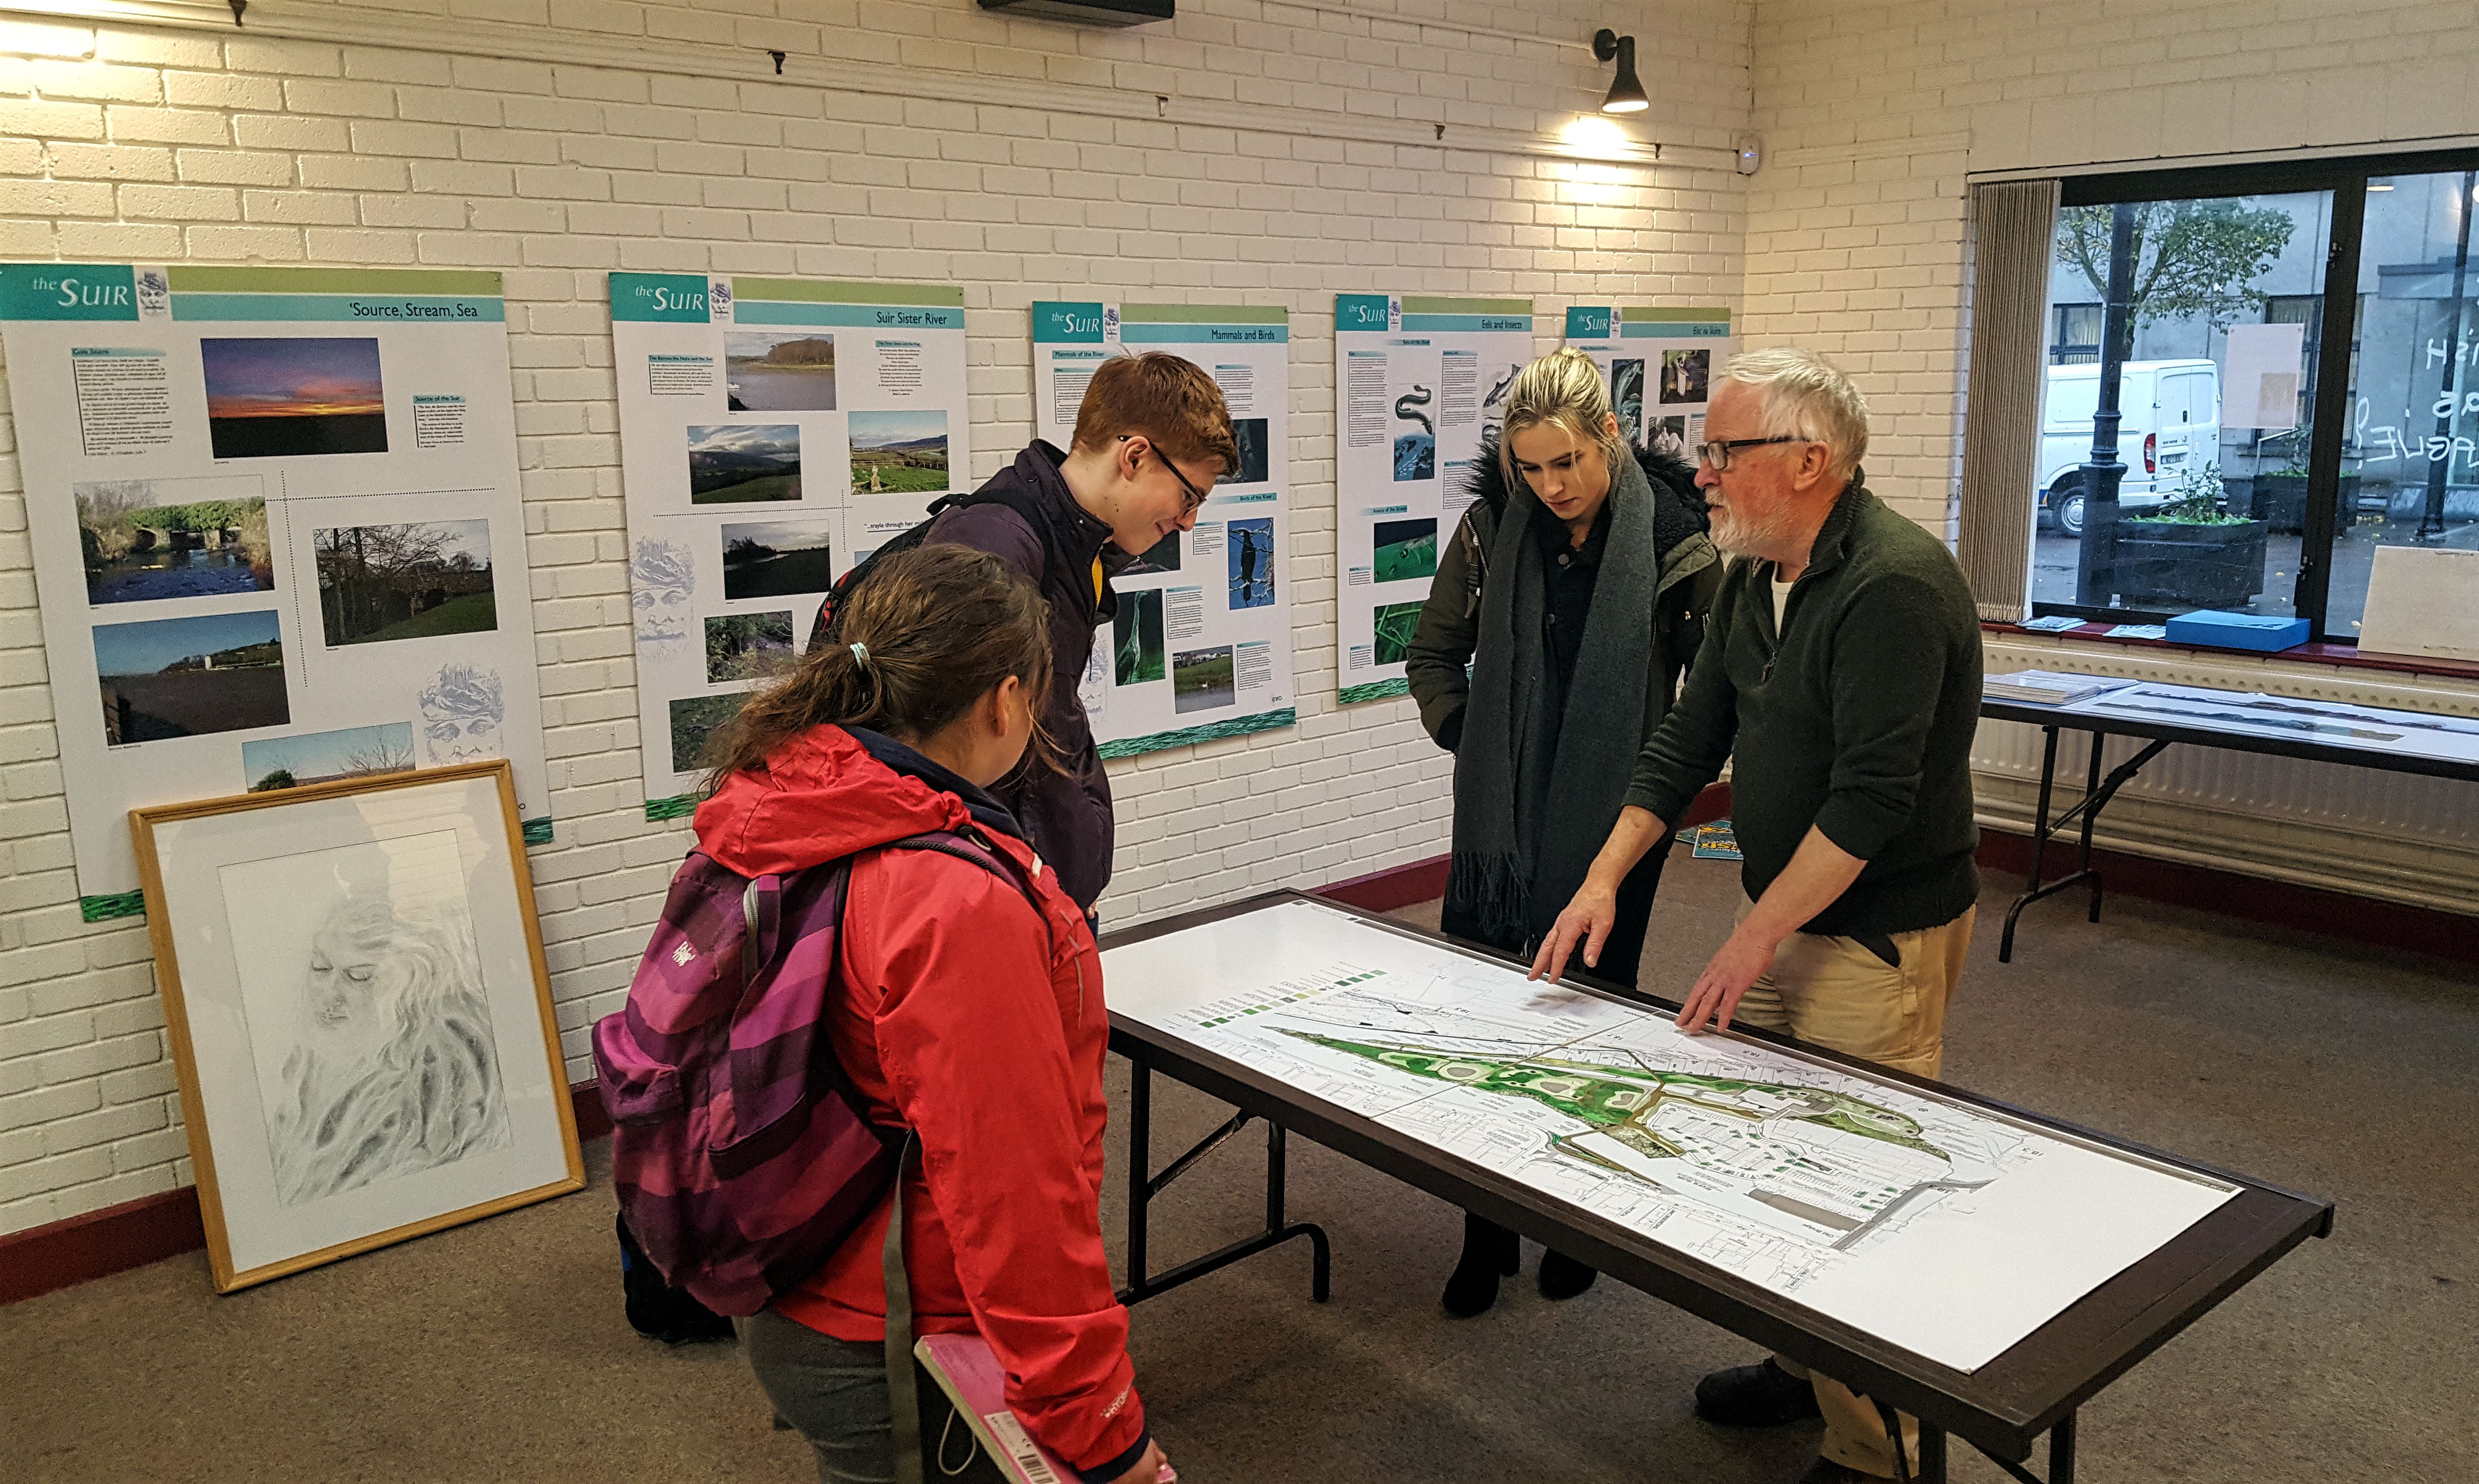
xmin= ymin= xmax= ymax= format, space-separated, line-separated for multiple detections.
xmin=2028 ymin=149 xmax=2479 ymax=643
xmin=2050 ymin=302 xmax=2102 ymax=364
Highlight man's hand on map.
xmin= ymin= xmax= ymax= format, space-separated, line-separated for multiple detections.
xmin=1675 ymin=928 xmax=1779 ymax=1035
xmin=1531 ymin=806 xmax=1669 ymax=982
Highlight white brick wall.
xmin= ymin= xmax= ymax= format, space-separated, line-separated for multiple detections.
xmin=0 ymin=0 xmax=1754 ymax=1233
xmin=1740 ymin=0 xmax=2479 ymax=918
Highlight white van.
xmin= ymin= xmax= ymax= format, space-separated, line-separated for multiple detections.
xmin=2036 ymin=359 xmax=2221 ymax=536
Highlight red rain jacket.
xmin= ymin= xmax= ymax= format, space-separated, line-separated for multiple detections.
xmin=693 ymin=725 xmax=1144 ymax=1477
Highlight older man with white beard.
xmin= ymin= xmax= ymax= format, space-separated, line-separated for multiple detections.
xmin=1531 ymin=348 xmax=1983 ymax=1484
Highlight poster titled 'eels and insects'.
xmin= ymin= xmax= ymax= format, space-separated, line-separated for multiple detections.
xmin=1332 ymin=295 xmax=1534 ymax=704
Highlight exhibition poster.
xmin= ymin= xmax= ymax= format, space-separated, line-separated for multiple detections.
xmin=610 ymin=275 xmax=969 ymax=817
xmin=0 ymin=264 xmax=552 ymax=918
xmin=1031 ymin=302 xmax=1295 ymax=758
xmin=1564 ymin=305 xmax=1733 ymax=453
xmin=1105 ymin=899 xmax=2239 ymax=1373
xmin=1332 ymin=294 xmax=1533 ymax=704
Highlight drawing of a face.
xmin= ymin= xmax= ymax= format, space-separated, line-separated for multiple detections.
xmin=631 ymin=538 xmax=694 ymax=649
xmin=418 ymin=663 xmax=505 ymax=765
xmin=301 ymin=896 xmax=413 ymax=1058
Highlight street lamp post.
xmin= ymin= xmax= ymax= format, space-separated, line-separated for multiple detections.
xmin=2419 ymin=169 xmax=2475 ymax=544
xmin=2076 ymin=203 xmax=2138 ymax=607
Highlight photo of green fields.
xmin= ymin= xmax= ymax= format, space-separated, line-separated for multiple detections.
xmin=1372 ymin=517 xmax=1437 ymax=584
xmin=1373 ymin=598 xmax=1422 ymax=667
xmin=687 ymin=423 xmax=803 ymax=504
xmin=669 ymin=692 xmax=749 ymax=774
xmin=848 ymin=410 xmax=949 ymax=494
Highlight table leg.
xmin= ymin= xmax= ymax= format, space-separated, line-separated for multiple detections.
xmin=2002 ymin=729 xmax=2170 ymax=961
xmin=2000 ymin=726 xmax=2063 ymax=963
xmin=2050 ymin=1411 xmax=2076 ymax=1484
xmin=1125 ymin=1053 xmax=1151 ymax=1295
xmin=1915 ymin=1420 xmax=1947 ymax=1484
xmin=2075 ymin=738 xmax=2105 ymax=923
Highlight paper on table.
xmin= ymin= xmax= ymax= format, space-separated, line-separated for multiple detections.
xmin=1104 ymin=901 xmax=2237 ymax=1372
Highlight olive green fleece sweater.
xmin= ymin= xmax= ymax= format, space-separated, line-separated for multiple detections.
xmin=1624 ymin=481 xmax=1983 ymax=937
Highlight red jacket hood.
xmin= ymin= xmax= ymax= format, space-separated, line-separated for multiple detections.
xmin=692 ymin=726 xmax=972 ymax=878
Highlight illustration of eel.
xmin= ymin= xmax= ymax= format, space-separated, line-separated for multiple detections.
xmin=1394 ymin=385 xmax=1434 ymax=435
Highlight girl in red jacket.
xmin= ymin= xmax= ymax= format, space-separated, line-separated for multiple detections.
xmin=697 ymin=545 xmax=1167 ymax=1484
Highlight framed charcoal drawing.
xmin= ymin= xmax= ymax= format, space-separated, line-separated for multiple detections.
xmin=131 ymin=760 xmax=583 ymax=1292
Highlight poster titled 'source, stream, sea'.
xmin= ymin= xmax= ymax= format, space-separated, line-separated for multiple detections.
xmin=0 ymin=264 xmax=551 ymax=916
xmin=1565 ymin=305 xmax=1734 ymax=454
xmin=1032 ymin=302 xmax=1295 ymax=758
xmin=1333 ymin=294 xmax=1534 ymax=704
xmin=611 ymin=275 xmax=970 ymax=817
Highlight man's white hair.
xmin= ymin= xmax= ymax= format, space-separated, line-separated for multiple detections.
xmin=1719 ymin=348 xmax=1870 ymax=485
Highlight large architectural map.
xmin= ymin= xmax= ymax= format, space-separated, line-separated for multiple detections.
xmin=1103 ymin=900 xmax=2237 ymax=1372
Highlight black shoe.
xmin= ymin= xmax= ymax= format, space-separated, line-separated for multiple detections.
xmin=1694 ymin=1358 xmax=1823 ymax=1428
xmin=1537 ymin=1248 xmax=1598 ymax=1300
xmin=1441 ymin=1212 xmax=1521 ymax=1317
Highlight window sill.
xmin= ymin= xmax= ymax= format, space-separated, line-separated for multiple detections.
xmin=1980 ymin=622 xmax=2479 ymax=684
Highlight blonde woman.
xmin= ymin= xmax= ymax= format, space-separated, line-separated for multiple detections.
xmin=1402 ymin=347 xmax=1723 ymax=1316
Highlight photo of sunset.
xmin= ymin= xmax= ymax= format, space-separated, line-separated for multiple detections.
xmin=200 ymin=337 xmax=389 ymax=459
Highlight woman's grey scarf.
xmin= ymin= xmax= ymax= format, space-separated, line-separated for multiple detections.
xmin=1444 ymin=453 xmax=1663 ymax=949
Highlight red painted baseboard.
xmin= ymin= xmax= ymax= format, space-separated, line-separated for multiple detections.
xmin=1313 ymin=783 xmax=1736 ymax=912
xmin=1 ymin=1080 xmax=616 ymax=1306
xmin=1975 ymin=827 xmax=2479 ymax=968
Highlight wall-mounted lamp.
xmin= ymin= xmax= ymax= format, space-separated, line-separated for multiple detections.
xmin=1592 ymin=29 xmax=1648 ymax=114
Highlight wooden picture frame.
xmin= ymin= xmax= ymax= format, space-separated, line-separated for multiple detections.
xmin=131 ymin=760 xmax=583 ymax=1292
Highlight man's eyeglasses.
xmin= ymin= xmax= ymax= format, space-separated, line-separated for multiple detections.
xmin=1696 ymin=436 xmax=1808 ymax=472
xmin=1123 ymin=436 xmax=1211 ymax=514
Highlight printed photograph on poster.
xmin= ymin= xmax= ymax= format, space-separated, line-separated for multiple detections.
xmin=847 ymin=409 xmax=949 ymax=494
xmin=222 ymin=831 xmax=512 ymax=1207
xmin=724 ymin=330 xmax=836 ymax=412
xmin=94 ymin=609 xmax=288 ymax=744
xmin=77 ymin=475 xmax=274 ymax=603
xmin=416 ymin=663 xmax=504 ymax=768
xmin=704 ymin=611 xmax=797 ymax=683
xmin=313 ymin=520 xmax=496 ymax=647
xmin=722 ymin=520 xmax=835 ymax=599
xmin=129 ymin=764 xmax=580 ymax=1291
xmin=687 ymin=423 xmax=803 ymax=505
xmin=1173 ymin=645 xmax=1236 ymax=714
xmin=1393 ymin=384 xmax=1435 ymax=481
xmin=1123 ymin=530 xmax=1181 ymax=575
xmin=1228 ymin=518 xmax=1276 ymax=609
xmin=670 ymin=692 xmax=749 ymax=774
xmin=242 ymin=722 xmax=416 ymax=793
xmin=1222 ymin=418 xmax=1272 ymax=485
xmin=1114 ymin=591 xmax=1166 ymax=684
xmin=201 ymin=337 xmax=388 ymax=459
xmin=1372 ymin=518 xmax=1437 ymax=583
xmin=1612 ymin=360 xmax=1646 ymax=435
xmin=1372 ymin=599 xmax=1422 ymax=667
xmin=1661 ymin=348 xmax=1710 ymax=404
xmin=1483 ymin=361 xmax=1522 ymax=416
xmin=630 ymin=538 xmax=695 ymax=653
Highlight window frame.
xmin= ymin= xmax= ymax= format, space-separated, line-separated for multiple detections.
xmin=2031 ymin=146 xmax=2479 ymax=643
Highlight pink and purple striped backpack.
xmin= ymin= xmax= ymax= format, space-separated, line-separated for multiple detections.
xmin=592 ymin=830 xmax=1035 ymax=1317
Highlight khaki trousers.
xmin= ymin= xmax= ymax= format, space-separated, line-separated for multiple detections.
xmin=1729 ymin=895 xmax=1976 ymax=1479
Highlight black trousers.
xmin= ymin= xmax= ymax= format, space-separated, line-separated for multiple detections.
xmin=1439 ymin=832 xmax=1674 ymax=989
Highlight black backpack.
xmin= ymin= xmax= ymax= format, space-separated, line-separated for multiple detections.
xmin=806 ymin=482 xmax=1056 ymax=652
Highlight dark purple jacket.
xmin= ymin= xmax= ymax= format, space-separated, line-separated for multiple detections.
xmin=926 ymin=441 xmax=1119 ymax=910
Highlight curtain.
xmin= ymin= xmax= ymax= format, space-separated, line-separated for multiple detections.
xmin=1956 ymin=179 xmax=2060 ymax=621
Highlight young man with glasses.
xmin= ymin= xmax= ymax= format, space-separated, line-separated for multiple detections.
xmin=1532 ymin=348 xmax=1983 ymax=1484
xmin=919 ymin=351 xmax=1237 ymax=914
